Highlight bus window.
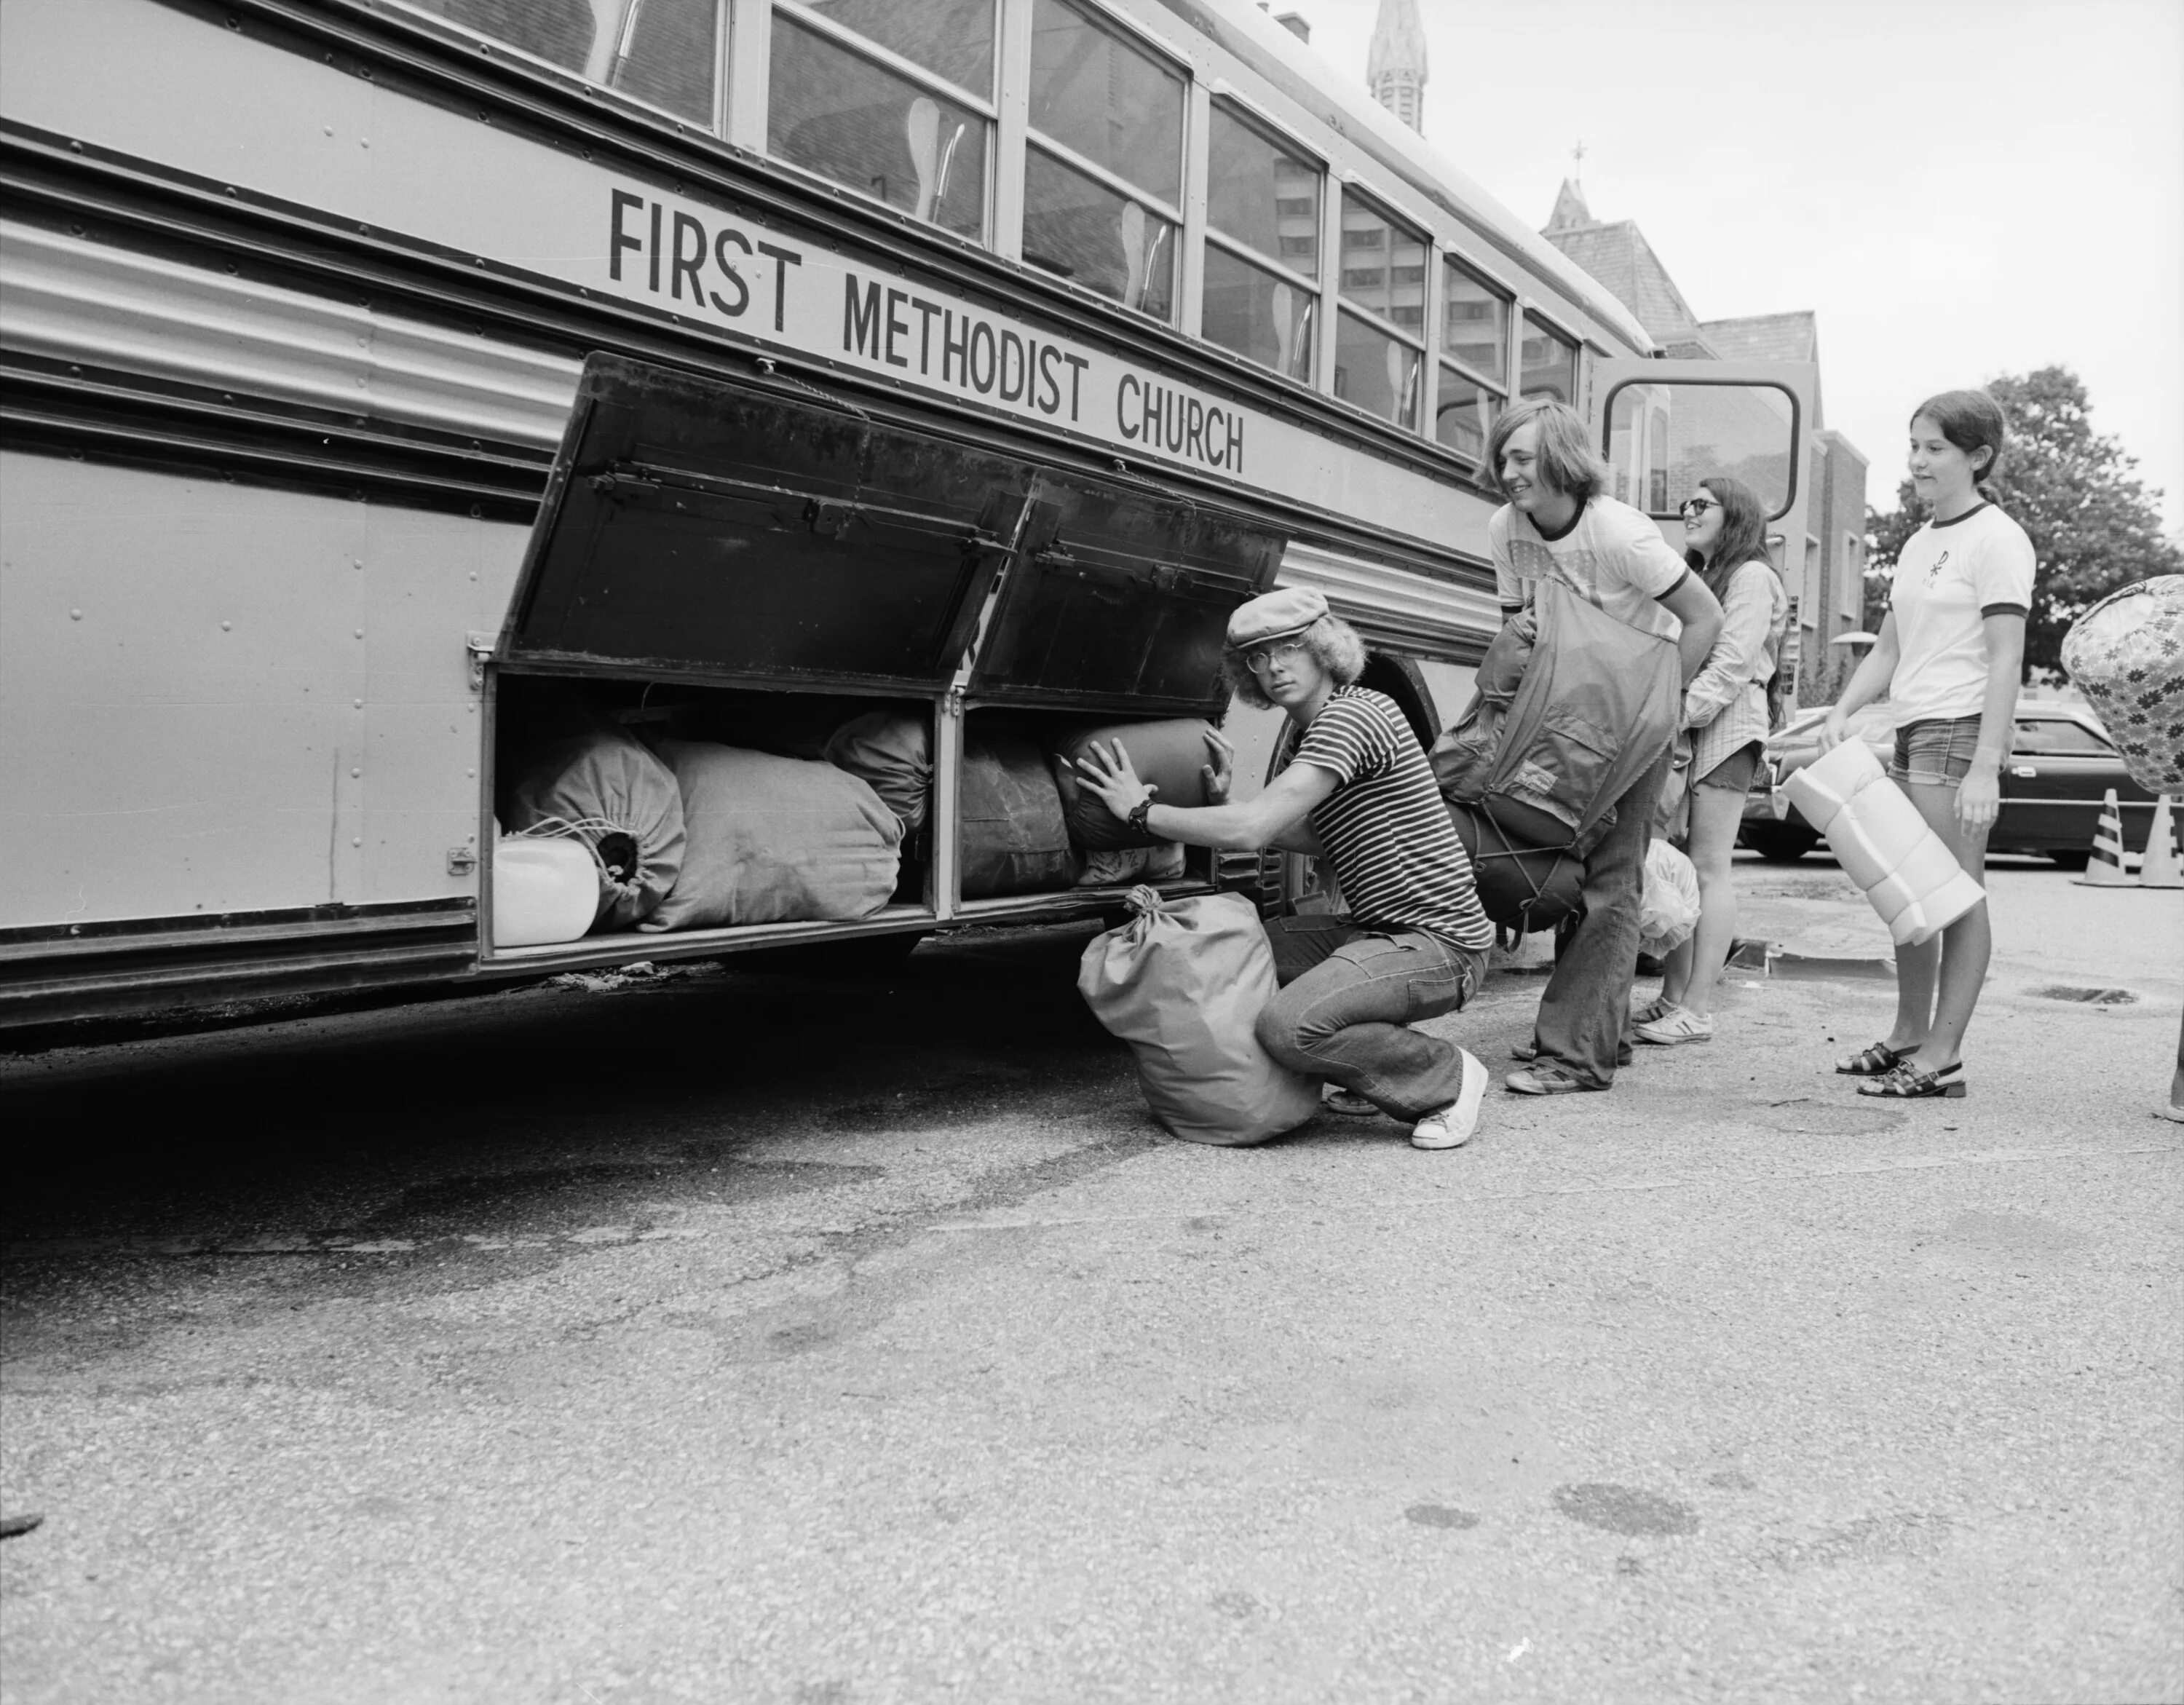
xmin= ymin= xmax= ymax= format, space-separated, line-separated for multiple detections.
xmin=1605 ymin=379 xmax=1799 ymax=519
xmin=1334 ymin=190 xmax=1426 ymax=429
xmin=1023 ymin=0 xmax=1185 ymax=322
xmin=397 ymin=0 xmax=720 ymax=124
xmin=1519 ymin=317 xmax=1578 ymax=403
xmin=769 ymin=4 xmax=995 ymax=240
xmin=1201 ymin=101 xmax=1321 ymax=381
xmin=1435 ymin=258 xmax=1508 ymax=467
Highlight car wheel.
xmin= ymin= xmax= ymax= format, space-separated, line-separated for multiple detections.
xmin=1744 ymin=826 xmax=1819 ymax=863
xmin=2046 ymin=850 xmax=2091 ymax=871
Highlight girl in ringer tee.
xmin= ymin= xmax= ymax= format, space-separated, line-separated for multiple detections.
xmin=1819 ymin=389 xmax=2034 ymax=1100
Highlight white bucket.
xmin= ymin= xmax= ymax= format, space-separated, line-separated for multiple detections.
xmin=494 ymin=836 xmax=600 ymax=946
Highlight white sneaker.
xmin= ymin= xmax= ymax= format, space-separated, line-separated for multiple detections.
xmin=1410 ymin=1048 xmax=1486 ymax=1150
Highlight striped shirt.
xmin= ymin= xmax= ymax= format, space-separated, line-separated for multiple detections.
xmin=1283 ymin=687 xmax=1494 ymax=951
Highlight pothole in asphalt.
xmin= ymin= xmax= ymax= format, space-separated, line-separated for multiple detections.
xmin=2028 ymin=984 xmax=2138 ymax=1005
xmin=1553 ymin=1483 xmax=1698 ymax=1537
xmin=1752 ymin=1099 xmax=1905 ymax=1135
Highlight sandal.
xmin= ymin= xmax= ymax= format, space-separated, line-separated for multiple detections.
xmin=1835 ymin=1042 xmax=1907 ymax=1077
xmin=1856 ymin=1060 xmax=1965 ymax=1099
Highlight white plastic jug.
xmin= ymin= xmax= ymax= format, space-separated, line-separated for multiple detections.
xmin=1784 ymin=740 xmax=1985 ymax=946
xmin=493 ymin=835 xmax=600 ymax=946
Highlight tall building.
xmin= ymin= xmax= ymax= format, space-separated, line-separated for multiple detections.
xmin=1366 ymin=0 xmax=1428 ymax=135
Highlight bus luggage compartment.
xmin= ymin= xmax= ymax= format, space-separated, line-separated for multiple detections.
xmin=481 ymin=355 xmax=1287 ymax=971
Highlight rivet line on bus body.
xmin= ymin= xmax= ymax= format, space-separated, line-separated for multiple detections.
xmin=352 ymin=837 xmax=363 ymax=847
xmin=221 ymin=622 xmax=232 ymax=631
xmin=355 ymin=629 xmax=364 ymax=638
xmin=352 ymin=768 xmax=362 ymax=778
xmin=353 ymin=700 xmax=363 ymax=709
xmin=71 ymin=610 xmax=82 ymax=620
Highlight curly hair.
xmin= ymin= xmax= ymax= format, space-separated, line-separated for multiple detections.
xmin=1222 ymin=614 xmax=1369 ymax=710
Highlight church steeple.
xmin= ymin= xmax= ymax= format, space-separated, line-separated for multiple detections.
xmin=1366 ymin=0 xmax=1428 ymax=134
xmin=1546 ymin=177 xmax=1594 ymax=234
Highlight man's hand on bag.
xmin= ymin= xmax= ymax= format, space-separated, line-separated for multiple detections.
xmin=1075 ymin=739 xmax=1156 ymax=822
xmin=1200 ymin=728 xmax=1235 ymax=806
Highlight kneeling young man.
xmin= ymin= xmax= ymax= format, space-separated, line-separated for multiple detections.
xmin=1075 ymin=588 xmax=1492 ymax=1150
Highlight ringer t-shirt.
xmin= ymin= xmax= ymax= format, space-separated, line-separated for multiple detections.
xmin=1888 ymin=502 xmax=2036 ymax=729
xmin=1489 ymin=494 xmax=1691 ymax=640
xmin=1283 ymin=686 xmax=1493 ymax=951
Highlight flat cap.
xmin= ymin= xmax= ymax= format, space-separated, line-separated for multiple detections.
xmin=1225 ymin=587 xmax=1329 ymax=652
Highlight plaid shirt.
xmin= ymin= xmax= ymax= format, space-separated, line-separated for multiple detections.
xmin=1685 ymin=560 xmax=1788 ymax=781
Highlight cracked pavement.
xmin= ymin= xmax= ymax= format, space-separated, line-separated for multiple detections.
xmin=2 ymin=860 xmax=2180 ymax=1704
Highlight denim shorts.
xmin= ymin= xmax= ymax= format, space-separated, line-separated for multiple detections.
xmin=1891 ymin=715 xmax=1982 ymax=786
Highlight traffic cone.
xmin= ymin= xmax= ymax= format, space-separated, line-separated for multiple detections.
xmin=2073 ymin=788 xmax=2136 ymax=886
xmin=2139 ymin=796 xmax=2184 ymax=888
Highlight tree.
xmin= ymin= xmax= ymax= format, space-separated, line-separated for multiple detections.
xmin=1862 ymin=365 xmax=2182 ymax=676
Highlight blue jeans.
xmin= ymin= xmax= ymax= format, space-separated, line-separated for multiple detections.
xmin=1532 ymin=751 xmax=1670 ymax=1088
xmin=1257 ymin=917 xmax=1485 ymax=1120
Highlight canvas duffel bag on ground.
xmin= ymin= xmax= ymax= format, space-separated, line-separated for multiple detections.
xmin=1077 ymin=887 xmax=1320 ymax=1147
xmin=1048 ymin=720 xmax=1214 ymax=850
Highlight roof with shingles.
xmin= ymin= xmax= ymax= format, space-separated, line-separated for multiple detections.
xmin=1540 ymin=215 xmax=1708 ymax=348
xmin=1698 ymin=311 xmax=1819 ymax=365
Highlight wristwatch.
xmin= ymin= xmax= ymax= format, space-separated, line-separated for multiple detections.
xmin=1126 ymin=795 xmax=1155 ymax=834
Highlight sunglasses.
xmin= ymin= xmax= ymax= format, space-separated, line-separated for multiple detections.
xmin=1241 ymin=638 xmax=1307 ymax=673
xmin=1679 ymin=497 xmax=1719 ymax=518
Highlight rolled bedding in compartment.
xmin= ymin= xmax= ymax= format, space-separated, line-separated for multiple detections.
xmin=1784 ymin=740 xmax=1985 ymax=946
xmin=643 ymin=741 xmax=903 ymax=932
xmin=961 ymin=735 xmax=1078 ymax=898
xmin=823 ymin=710 xmax=932 ymax=835
xmin=1049 ymin=720 xmax=1214 ymax=849
xmin=499 ymin=719 xmax=686 ymax=930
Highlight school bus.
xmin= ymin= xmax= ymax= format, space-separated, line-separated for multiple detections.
xmin=0 ymin=0 xmax=1812 ymax=1026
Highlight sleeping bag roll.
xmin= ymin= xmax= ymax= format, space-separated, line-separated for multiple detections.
xmin=499 ymin=719 xmax=685 ymax=930
xmin=643 ymin=742 xmax=903 ymax=932
xmin=960 ymin=735 xmax=1077 ymax=898
xmin=1049 ymin=720 xmax=1215 ymax=849
xmin=823 ymin=711 xmax=932 ymax=834
xmin=1446 ymin=801 xmax=1585 ymax=933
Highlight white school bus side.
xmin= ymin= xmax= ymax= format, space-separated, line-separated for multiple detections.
xmin=0 ymin=0 xmax=1810 ymax=1026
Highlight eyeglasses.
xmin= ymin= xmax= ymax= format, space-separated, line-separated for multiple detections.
xmin=1678 ymin=497 xmax=1719 ymax=519
xmin=1241 ymin=638 xmax=1307 ymax=673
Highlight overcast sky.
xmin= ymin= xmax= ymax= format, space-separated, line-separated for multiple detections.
xmin=1274 ymin=0 xmax=2184 ymax=529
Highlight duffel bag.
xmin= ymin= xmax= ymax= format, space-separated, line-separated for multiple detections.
xmin=1049 ymin=720 xmax=1215 ymax=850
xmin=1077 ymin=887 xmax=1320 ymax=1147
xmin=644 ymin=742 xmax=903 ymax=931
xmin=1446 ymin=800 xmax=1584 ymax=933
xmin=962 ymin=735 xmax=1078 ymax=897
xmin=824 ymin=709 xmax=932 ymax=834
xmin=499 ymin=716 xmax=686 ymax=931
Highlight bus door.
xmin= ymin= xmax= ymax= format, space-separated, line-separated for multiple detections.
xmin=1588 ymin=358 xmax=1817 ymax=662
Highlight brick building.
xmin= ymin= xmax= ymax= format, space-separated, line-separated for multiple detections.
xmin=1543 ymin=183 xmax=1870 ymax=703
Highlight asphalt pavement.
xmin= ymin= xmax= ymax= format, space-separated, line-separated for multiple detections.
xmin=2 ymin=855 xmax=2180 ymax=1704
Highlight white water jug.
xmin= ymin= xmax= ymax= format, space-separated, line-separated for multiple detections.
xmin=493 ymin=835 xmax=599 ymax=946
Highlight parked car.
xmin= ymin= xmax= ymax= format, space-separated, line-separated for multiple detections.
xmin=1738 ymin=704 xmax=2157 ymax=866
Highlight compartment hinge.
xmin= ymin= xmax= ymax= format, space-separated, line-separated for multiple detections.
xmin=588 ymin=467 xmax=662 ymax=502
xmin=465 ymin=632 xmax=496 ymax=692
xmin=804 ymin=497 xmax=862 ymax=538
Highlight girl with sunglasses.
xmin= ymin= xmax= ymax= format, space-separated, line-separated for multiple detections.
xmin=1634 ymin=476 xmax=1788 ymax=1045
xmin=1819 ymin=389 xmax=2032 ymax=1099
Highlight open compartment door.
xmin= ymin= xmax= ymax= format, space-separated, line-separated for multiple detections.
xmin=966 ymin=470 xmax=1289 ymax=715
xmin=502 ymin=356 xmax=1034 ymax=689
xmin=1589 ymin=357 xmax=1816 ymax=577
